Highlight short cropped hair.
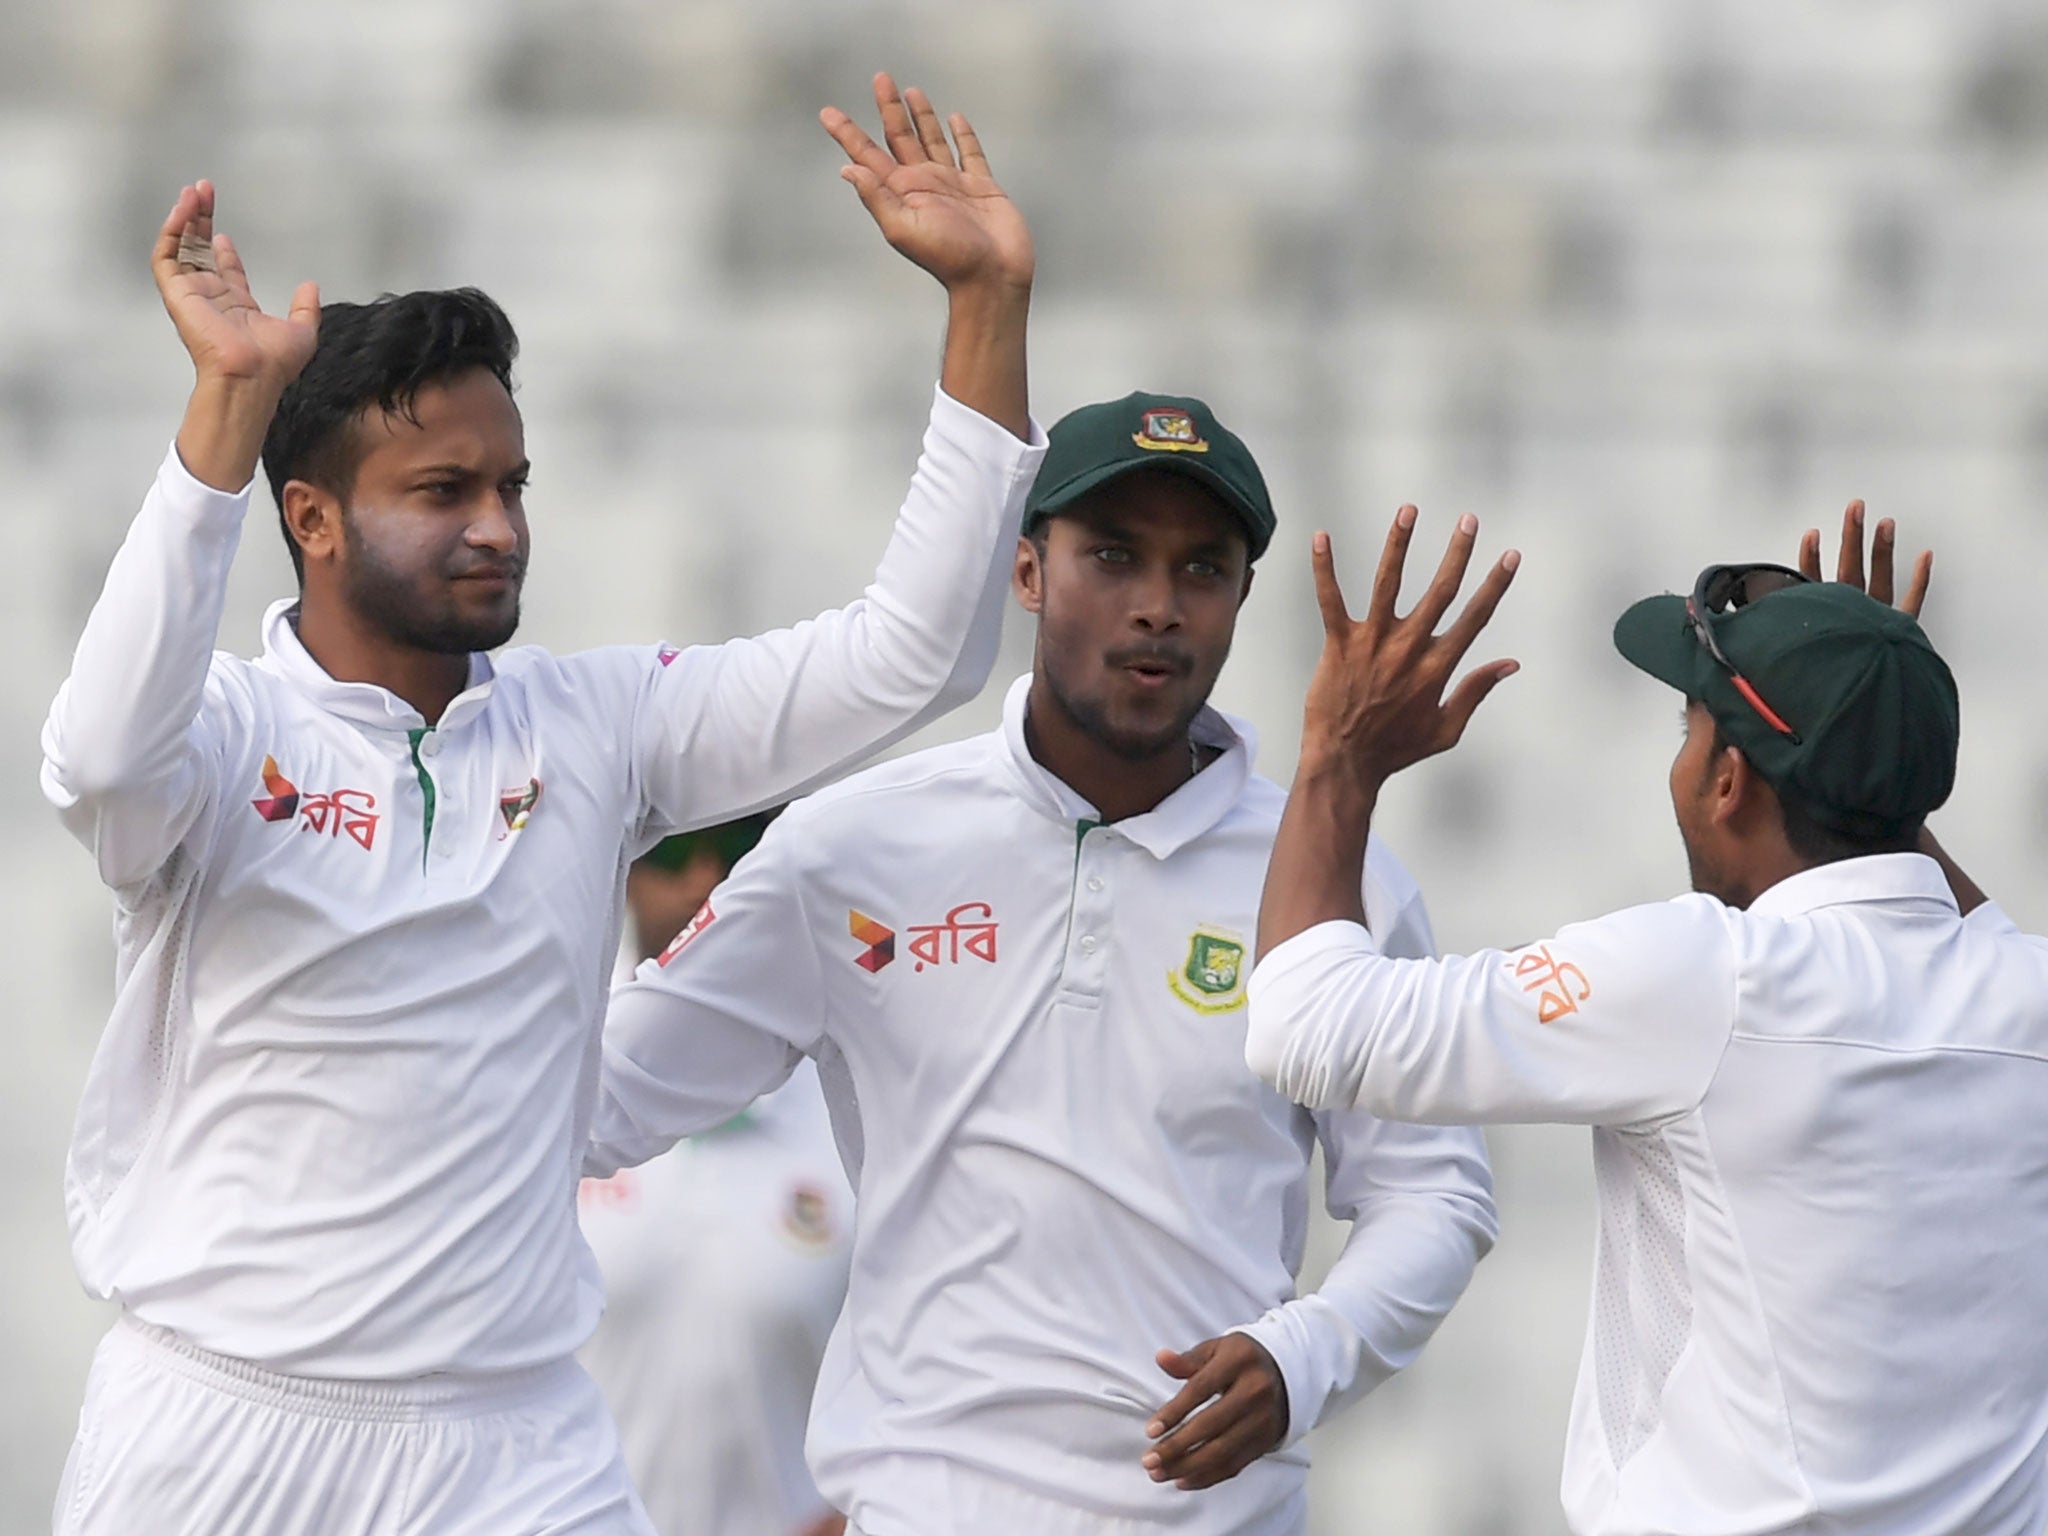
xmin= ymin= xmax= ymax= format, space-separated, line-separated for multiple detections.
xmin=1709 ymin=721 xmax=1920 ymax=863
xmin=260 ymin=288 xmax=519 ymax=580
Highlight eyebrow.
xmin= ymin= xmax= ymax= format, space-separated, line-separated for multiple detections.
xmin=410 ymin=460 xmax=532 ymax=480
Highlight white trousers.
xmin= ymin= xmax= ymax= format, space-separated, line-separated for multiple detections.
xmin=54 ymin=1315 xmax=654 ymax=1536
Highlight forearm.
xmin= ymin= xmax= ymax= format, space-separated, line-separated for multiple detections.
xmin=174 ymin=372 xmax=283 ymax=492
xmin=936 ymin=278 xmax=1031 ymax=442
xmin=1919 ymin=826 xmax=1988 ymax=915
xmin=1257 ymin=751 xmax=1379 ymax=961
xmin=1236 ymin=1191 xmax=1492 ymax=1442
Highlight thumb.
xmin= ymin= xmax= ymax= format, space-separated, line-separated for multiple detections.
xmin=288 ymin=280 xmax=321 ymax=333
xmin=840 ymin=164 xmax=900 ymax=226
xmin=1156 ymin=1339 xmax=1214 ymax=1379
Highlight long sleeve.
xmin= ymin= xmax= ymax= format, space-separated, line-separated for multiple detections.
xmin=1246 ymin=895 xmax=1742 ymax=1128
xmin=625 ymin=386 xmax=1045 ymax=835
xmin=41 ymin=446 xmax=248 ymax=888
xmin=586 ymin=826 xmax=826 ymax=1177
xmin=1231 ymin=858 xmax=1496 ymax=1444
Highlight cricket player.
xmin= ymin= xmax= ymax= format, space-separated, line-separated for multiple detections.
xmin=581 ymin=818 xmax=852 ymax=1536
xmin=591 ymin=393 xmax=1498 ymax=1536
xmin=1247 ymin=508 xmax=2048 ymax=1534
xmin=42 ymin=77 xmax=1042 ymax=1536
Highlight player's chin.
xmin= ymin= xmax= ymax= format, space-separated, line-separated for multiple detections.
xmin=432 ymin=587 xmax=522 ymax=653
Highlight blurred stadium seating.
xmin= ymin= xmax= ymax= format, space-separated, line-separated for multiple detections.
xmin=6 ymin=1 xmax=2046 ymax=1529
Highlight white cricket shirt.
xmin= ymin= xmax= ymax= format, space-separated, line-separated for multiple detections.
xmin=1248 ymin=855 xmax=2048 ymax=1536
xmin=580 ymin=1059 xmax=852 ymax=1536
xmin=40 ymin=386 xmax=1044 ymax=1379
xmin=591 ymin=676 xmax=1497 ymax=1536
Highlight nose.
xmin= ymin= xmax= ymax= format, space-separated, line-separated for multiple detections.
xmin=465 ymin=491 xmax=519 ymax=555
xmin=1130 ymin=565 xmax=1182 ymax=633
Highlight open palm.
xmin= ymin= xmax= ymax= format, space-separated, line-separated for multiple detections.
xmin=152 ymin=181 xmax=319 ymax=388
xmin=820 ymin=74 xmax=1034 ymax=292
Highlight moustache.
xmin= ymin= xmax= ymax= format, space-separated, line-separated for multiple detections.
xmin=1105 ymin=644 xmax=1194 ymax=676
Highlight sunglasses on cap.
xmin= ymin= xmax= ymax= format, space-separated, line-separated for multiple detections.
xmin=1685 ymin=563 xmax=1812 ymax=743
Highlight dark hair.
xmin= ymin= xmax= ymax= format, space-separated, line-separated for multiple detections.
xmin=260 ymin=288 xmax=519 ymax=580
xmin=1707 ymin=721 xmax=1920 ymax=863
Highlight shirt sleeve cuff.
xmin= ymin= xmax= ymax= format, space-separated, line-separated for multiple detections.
xmin=929 ymin=382 xmax=1049 ymax=479
xmin=160 ymin=440 xmax=257 ymax=520
xmin=1229 ymin=1308 xmax=1334 ymax=1452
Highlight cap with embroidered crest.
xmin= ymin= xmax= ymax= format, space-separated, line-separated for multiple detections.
xmin=1614 ymin=577 xmax=1959 ymax=839
xmin=1023 ymin=391 xmax=1276 ymax=559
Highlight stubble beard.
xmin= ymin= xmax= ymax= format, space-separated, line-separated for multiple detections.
xmin=340 ymin=516 xmax=522 ymax=655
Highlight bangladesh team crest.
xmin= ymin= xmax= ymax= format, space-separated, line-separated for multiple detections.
xmin=1132 ymin=408 xmax=1209 ymax=454
xmin=1168 ymin=926 xmax=1248 ymax=1014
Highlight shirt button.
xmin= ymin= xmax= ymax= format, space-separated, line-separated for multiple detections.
xmin=420 ymin=737 xmax=441 ymax=758
xmin=1079 ymin=935 xmax=1097 ymax=953
xmin=1086 ymin=877 xmax=1104 ymax=892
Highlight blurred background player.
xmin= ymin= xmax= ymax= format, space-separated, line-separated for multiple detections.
xmin=1250 ymin=510 xmax=2048 ymax=1534
xmin=588 ymin=393 xmax=1497 ymax=1536
xmin=581 ymin=815 xmax=853 ymax=1536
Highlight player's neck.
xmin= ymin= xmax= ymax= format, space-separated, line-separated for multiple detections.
xmin=1021 ymin=681 xmax=1197 ymax=824
xmin=292 ymin=597 xmax=472 ymax=727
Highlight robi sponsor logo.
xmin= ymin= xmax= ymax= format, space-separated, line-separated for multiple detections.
xmin=251 ymin=755 xmax=380 ymax=851
xmin=846 ymin=902 xmax=1000 ymax=974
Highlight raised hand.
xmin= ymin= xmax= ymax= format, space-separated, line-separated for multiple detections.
xmin=1797 ymin=500 xmax=1931 ymax=617
xmin=1300 ymin=510 xmax=1521 ymax=790
xmin=152 ymin=181 xmax=319 ymax=391
xmin=819 ymin=74 xmax=1033 ymax=295
xmin=1141 ymin=1334 xmax=1289 ymax=1492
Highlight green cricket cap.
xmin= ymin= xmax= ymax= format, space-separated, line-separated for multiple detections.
xmin=1024 ymin=392 xmax=1276 ymax=559
xmin=1614 ymin=579 xmax=1959 ymax=838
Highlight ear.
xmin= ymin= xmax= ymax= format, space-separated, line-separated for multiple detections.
xmin=1238 ymin=563 xmax=1256 ymax=605
xmin=1708 ymin=743 xmax=1763 ymax=832
xmin=1013 ymin=533 xmax=1045 ymax=615
xmin=283 ymin=479 xmax=344 ymax=570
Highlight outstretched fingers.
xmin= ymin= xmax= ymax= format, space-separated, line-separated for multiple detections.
xmin=1310 ymin=531 xmax=1354 ymax=640
xmin=872 ymin=72 xmax=926 ymax=165
xmin=1409 ymin=512 xmax=1480 ymax=633
xmin=818 ymin=106 xmax=896 ymax=181
xmin=949 ymin=112 xmax=992 ymax=177
xmin=1438 ymin=546 xmax=1522 ymax=666
xmin=903 ymin=86 xmax=955 ymax=167
xmin=1366 ymin=505 xmax=1418 ymax=634
xmin=1798 ymin=526 xmax=1824 ymax=583
xmin=1835 ymin=500 xmax=1866 ymax=588
xmin=1901 ymin=548 xmax=1933 ymax=618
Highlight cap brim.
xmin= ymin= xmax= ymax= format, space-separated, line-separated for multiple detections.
xmin=1029 ymin=457 xmax=1269 ymax=557
xmin=1612 ymin=594 xmax=1701 ymax=693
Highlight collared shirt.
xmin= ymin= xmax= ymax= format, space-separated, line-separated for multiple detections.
xmin=1248 ymin=854 xmax=2048 ymax=1536
xmin=591 ymin=675 xmax=1497 ymax=1536
xmin=40 ymin=386 xmax=1044 ymax=1379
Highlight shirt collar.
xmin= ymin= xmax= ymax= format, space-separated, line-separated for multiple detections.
xmin=996 ymin=674 xmax=1254 ymax=859
xmin=1745 ymin=851 xmax=1960 ymax=920
xmin=255 ymin=599 xmax=497 ymax=733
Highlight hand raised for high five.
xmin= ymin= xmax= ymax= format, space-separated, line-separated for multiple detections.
xmin=152 ymin=181 xmax=320 ymax=490
xmin=153 ymin=181 xmax=319 ymax=392
xmin=1299 ymin=511 xmax=1522 ymax=791
xmin=819 ymin=74 xmax=1033 ymax=295
xmin=1797 ymin=500 xmax=1932 ymax=618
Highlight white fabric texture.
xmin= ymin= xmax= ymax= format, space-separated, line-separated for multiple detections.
xmin=1248 ymin=856 xmax=2048 ymax=1536
xmin=38 ymin=385 xmax=1043 ymax=1381
xmin=54 ymin=1317 xmax=652 ymax=1536
xmin=591 ymin=675 xmax=1497 ymax=1535
xmin=579 ymin=1060 xmax=852 ymax=1536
